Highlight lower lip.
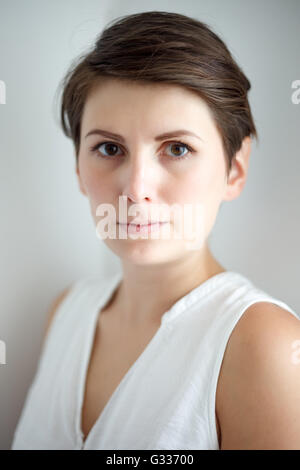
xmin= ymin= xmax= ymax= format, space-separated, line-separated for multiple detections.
xmin=118 ymin=222 xmax=168 ymax=235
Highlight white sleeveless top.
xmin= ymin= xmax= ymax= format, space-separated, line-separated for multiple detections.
xmin=11 ymin=271 xmax=299 ymax=450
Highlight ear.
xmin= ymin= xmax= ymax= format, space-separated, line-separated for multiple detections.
xmin=76 ymin=164 xmax=87 ymax=196
xmin=222 ymin=136 xmax=252 ymax=202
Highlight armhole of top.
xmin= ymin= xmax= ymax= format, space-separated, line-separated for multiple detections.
xmin=206 ymin=296 xmax=299 ymax=449
xmin=40 ymin=277 xmax=91 ymax=356
xmin=17 ymin=277 xmax=96 ymax=416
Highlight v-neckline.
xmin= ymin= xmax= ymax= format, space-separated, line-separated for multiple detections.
xmin=76 ymin=272 xmax=170 ymax=448
xmin=76 ymin=272 xmax=124 ymax=447
xmin=76 ymin=269 xmax=238 ymax=448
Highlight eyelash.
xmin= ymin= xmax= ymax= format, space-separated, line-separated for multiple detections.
xmin=88 ymin=140 xmax=196 ymax=161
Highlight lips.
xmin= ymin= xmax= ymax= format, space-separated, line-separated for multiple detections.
xmin=117 ymin=222 xmax=167 ymax=225
xmin=118 ymin=221 xmax=168 ymax=235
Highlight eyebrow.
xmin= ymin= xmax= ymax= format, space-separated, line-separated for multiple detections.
xmin=84 ymin=128 xmax=204 ymax=142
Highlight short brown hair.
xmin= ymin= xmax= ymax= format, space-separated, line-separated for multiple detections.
xmin=57 ymin=10 xmax=258 ymax=175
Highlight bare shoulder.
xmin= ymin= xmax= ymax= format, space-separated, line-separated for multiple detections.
xmin=216 ymin=301 xmax=300 ymax=449
xmin=42 ymin=285 xmax=72 ymax=345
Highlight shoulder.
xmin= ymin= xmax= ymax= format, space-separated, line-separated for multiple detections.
xmin=216 ymin=301 xmax=300 ymax=449
xmin=42 ymin=285 xmax=73 ymax=345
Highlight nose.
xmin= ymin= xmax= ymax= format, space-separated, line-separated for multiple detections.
xmin=121 ymin=155 xmax=154 ymax=204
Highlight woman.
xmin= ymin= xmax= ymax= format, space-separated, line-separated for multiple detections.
xmin=11 ymin=11 xmax=300 ymax=450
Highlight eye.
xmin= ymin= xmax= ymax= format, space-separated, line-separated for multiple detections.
xmin=89 ymin=140 xmax=195 ymax=161
xmin=164 ymin=142 xmax=194 ymax=160
xmin=89 ymin=142 xmax=123 ymax=159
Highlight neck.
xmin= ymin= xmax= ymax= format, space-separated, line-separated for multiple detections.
xmin=108 ymin=243 xmax=225 ymax=328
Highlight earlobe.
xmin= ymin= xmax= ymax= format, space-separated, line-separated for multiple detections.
xmin=222 ymin=137 xmax=251 ymax=202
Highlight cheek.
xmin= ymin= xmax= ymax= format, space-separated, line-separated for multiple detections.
xmin=80 ymin=163 xmax=112 ymax=200
xmin=174 ymin=161 xmax=225 ymax=237
xmin=78 ymin=163 xmax=117 ymax=223
xmin=177 ymin=161 xmax=223 ymax=203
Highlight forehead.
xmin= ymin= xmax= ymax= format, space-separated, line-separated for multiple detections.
xmin=81 ymin=78 xmax=218 ymax=142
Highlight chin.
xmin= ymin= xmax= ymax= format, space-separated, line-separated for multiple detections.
xmin=104 ymin=238 xmax=184 ymax=265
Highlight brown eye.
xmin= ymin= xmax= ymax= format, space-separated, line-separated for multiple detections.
xmin=99 ymin=142 xmax=120 ymax=156
xmin=169 ymin=143 xmax=187 ymax=157
xmin=90 ymin=141 xmax=123 ymax=159
xmin=165 ymin=142 xmax=194 ymax=160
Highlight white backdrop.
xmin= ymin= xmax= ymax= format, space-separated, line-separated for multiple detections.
xmin=0 ymin=0 xmax=299 ymax=449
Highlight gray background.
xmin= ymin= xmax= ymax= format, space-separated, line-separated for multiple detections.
xmin=0 ymin=0 xmax=299 ymax=450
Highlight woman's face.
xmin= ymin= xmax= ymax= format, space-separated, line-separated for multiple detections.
xmin=77 ymin=78 xmax=241 ymax=265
